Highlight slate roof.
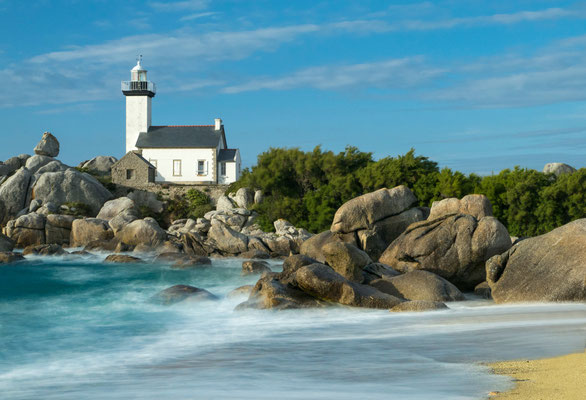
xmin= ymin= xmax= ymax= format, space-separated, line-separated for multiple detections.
xmin=112 ymin=150 xmax=155 ymax=169
xmin=135 ymin=125 xmax=227 ymax=149
xmin=218 ymin=149 xmax=238 ymax=162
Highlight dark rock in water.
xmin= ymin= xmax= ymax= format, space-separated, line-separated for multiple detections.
xmin=227 ymin=285 xmax=254 ymax=298
xmin=294 ymin=263 xmax=403 ymax=309
xmin=0 ymin=252 xmax=26 ymax=264
xmin=322 ymin=241 xmax=371 ymax=283
xmin=362 ymin=263 xmax=400 ymax=284
xmin=380 ymin=214 xmax=511 ymax=290
xmin=486 ymin=219 xmax=586 ymax=303
xmin=153 ymin=252 xmax=211 ymax=268
xmin=390 ymin=300 xmax=448 ymax=312
xmin=474 ymin=281 xmax=492 ymax=299
xmin=235 ymin=274 xmax=324 ymax=310
xmin=238 ymin=249 xmax=271 ymax=259
xmin=104 ymin=254 xmax=143 ymax=263
xmin=0 ymin=233 xmax=14 ymax=252
xmin=242 ymin=260 xmax=272 ymax=275
xmin=34 ymin=132 xmax=60 ymax=157
xmin=281 ymin=254 xmax=318 ymax=280
xmin=84 ymin=237 xmax=120 ymax=252
xmin=369 ymin=270 xmax=465 ymax=302
xmin=152 ymin=285 xmax=218 ymax=305
xmin=23 ymin=244 xmax=67 ymax=256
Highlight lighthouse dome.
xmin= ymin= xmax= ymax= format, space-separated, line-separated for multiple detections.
xmin=131 ymin=59 xmax=147 ymax=72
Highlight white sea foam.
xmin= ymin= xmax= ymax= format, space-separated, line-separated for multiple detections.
xmin=0 ymin=257 xmax=584 ymax=400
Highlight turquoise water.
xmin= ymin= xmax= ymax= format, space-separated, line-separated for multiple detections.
xmin=1 ymin=256 xmax=585 ymax=400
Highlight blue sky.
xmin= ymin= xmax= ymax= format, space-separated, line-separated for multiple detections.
xmin=1 ymin=0 xmax=585 ymax=174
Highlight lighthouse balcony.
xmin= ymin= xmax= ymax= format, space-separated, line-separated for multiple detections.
xmin=121 ymin=81 xmax=156 ymax=97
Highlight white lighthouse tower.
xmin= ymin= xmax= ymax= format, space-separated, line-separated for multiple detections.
xmin=122 ymin=57 xmax=156 ymax=153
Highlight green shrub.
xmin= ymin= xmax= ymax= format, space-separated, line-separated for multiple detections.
xmin=234 ymin=146 xmax=586 ymax=237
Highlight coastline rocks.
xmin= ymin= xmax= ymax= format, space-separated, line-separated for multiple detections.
xmin=294 ymin=263 xmax=403 ymax=309
xmin=25 ymin=155 xmax=55 ymax=174
xmin=78 ymin=156 xmax=117 ymax=176
xmin=299 ymin=231 xmax=342 ymax=263
xmin=236 ymin=273 xmax=324 ymax=310
xmin=207 ymin=220 xmax=249 ymax=254
xmin=241 ymin=260 xmax=271 ymax=275
xmin=0 ymin=252 xmax=26 ymax=264
xmin=34 ymin=132 xmax=60 ymax=157
xmin=379 ymin=214 xmax=511 ymax=290
xmin=390 ymin=300 xmax=448 ymax=312
xmin=543 ymin=162 xmax=576 ymax=176
xmin=228 ymin=285 xmax=254 ymax=298
xmin=45 ymin=214 xmax=77 ymax=246
xmin=357 ymin=207 xmax=428 ymax=261
xmin=369 ymin=270 xmax=464 ymax=302
xmin=238 ymin=249 xmax=271 ymax=259
xmin=0 ymin=168 xmax=32 ymax=224
xmin=216 ymin=195 xmax=237 ymax=212
xmin=104 ymin=254 xmax=143 ymax=263
xmin=70 ymin=218 xmax=113 ymax=247
xmin=5 ymin=213 xmax=46 ymax=247
xmin=486 ymin=219 xmax=586 ymax=303
xmin=22 ymin=244 xmax=67 ymax=256
xmin=331 ymin=186 xmax=417 ymax=234
xmin=116 ymin=218 xmax=166 ymax=248
xmin=126 ymin=190 xmax=164 ymax=214
xmin=108 ymin=209 xmax=139 ymax=235
xmin=428 ymin=194 xmax=492 ymax=221
xmin=232 ymin=188 xmax=254 ymax=209
xmin=96 ymin=197 xmax=136 ymax=221
xmin=152 ymin=285 xmax=218 ymax=305
xmin=0 ymin=233 xmax=14 ymax=252
xmin=322 ymin=241 xmax=371 ymax=282
xmin=32 ymin=169 xmax=113 ymax=215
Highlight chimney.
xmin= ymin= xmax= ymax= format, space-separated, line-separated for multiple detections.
xmin=215 ymin=118 xmax=222 ymax=130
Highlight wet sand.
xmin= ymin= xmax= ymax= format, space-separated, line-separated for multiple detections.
xmin=488 ymin=351 xmax=586 ymax=399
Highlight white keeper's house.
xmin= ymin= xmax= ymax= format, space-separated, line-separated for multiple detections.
xmin=113 ymin=59 xmax=241 ymax=186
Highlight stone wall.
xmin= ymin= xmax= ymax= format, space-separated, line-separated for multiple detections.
xmin=111 ymin=154 xmax=153 ymax=187
xmin=113 ymin=183 xmax=229 ymax=205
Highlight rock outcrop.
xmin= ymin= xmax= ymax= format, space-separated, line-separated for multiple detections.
xmin=543 ymin=163 xmax=577 ymax=176
xmin=116 ymin=218 xmax=167 ymax=248
xmin=70 ymin=218 xmax=113 ymax=247
xmin=0 ymin=233 xmax=14 ymax=252
xmin=78 ymin=156 xmax=117 ymax=176
xmin=0 ymin=168 xmax=32 ymax=224
xmin=34 ymin=132 xmax=60 ymax=157
xmin=322 ymin=241 xmax=372 ymax=282
xmin=428 ymin=194 xmax=492 ymax=221
xmin=326 ymin=186 xmax=426 ymax=261
xmin=152 ymin=285 xmax=218 ymax=305
xmin=486 ymin=219 xmax=586 ymax=303
xmin=242 ymin=260 xmax=272 ymax=275
xmin=4 ymin=213 xmax=46 ymax=247
xmin=32 ymin=169 xmax=113 ymax=215
xmin=379 ymin=214 xmax=511 ymax=290
xmin=370 ymin=270 xmax=464 ymax=302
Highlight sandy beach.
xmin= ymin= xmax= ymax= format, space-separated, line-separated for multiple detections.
xmin=488 ymin=351 xmax=586 ymax=399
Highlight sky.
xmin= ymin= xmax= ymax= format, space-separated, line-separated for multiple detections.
xmin=1 ymin=0 xmax=585 ymax=174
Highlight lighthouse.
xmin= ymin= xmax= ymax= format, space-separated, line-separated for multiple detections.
xmin=121 ymin=57 xmax=156 ymax=153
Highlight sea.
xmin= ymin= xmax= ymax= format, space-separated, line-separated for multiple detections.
xmin=1 ymin=254 xmax=584 ymax=400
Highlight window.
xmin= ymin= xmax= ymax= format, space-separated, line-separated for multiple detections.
xmin=173 ymin=160 xmax=182 ymax=176
xmin=149 ymin=159 xmax=157 ymax=169
xmin=220 ymin=162 xmax=226 ymax=176
xmin=126 ymin=169 xmax=135 ymax=180
xmin=198 ymin=160 xmax=206 ymax=176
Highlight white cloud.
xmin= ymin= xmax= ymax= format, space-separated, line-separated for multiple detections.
xmin=180 ymin=11 xmax=218 ymax=21
xmin=148 ymin=0 xmax=209 ymax=12
xmin=223 ymin=57 xmax=445 ymax=93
